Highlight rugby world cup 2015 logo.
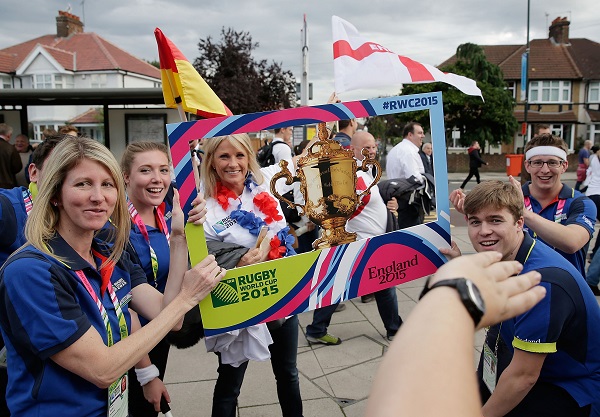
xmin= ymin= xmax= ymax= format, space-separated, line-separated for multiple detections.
xmin=211 ymin=278 xmax=240 ymax=307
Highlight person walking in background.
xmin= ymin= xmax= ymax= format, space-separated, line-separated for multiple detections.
xmin=460 ymin=141 xmax=487 ymax=189
xmin=576 ymin=140 xmax=593 ymax=191
xmin=0 ymin=124 xmax=22 ymax=189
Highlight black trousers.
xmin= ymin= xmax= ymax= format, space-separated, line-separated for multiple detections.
xmin=128 ymin=337 xmax=171 ymax=417
xmin=460 ymin=167 xmax=481 ymax=188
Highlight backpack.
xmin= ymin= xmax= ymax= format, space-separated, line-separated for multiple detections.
xmin=256 ymin=140 xmax=287 ymax=167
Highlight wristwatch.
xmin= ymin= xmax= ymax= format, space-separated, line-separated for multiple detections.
xmin=419 ymin=277 xmax=486 ymax=326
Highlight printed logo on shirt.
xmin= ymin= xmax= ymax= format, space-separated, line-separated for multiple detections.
xmin=211 ymin=216 xmax=236 ymax=234
xmin=113 ymin=278 xmax=127 ymax=291
xmin=164 ymin=210 xmax=172 ymax=221
xmin=582 ymin=215 xmax=594 ymax=229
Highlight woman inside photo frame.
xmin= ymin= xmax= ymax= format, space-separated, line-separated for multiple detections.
xmin=200 ymin=133 xmax=304 ymax=417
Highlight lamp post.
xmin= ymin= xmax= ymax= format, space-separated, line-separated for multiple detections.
xmin=522 ymin=0 xmax=531 ymax=148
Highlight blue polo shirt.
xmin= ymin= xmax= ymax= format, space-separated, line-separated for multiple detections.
xmin=0 ymin=186 xmax=29 ymax=266
xmin=522 ymin=183 xmax=596 ymax=276
xmin=498 ymin=232 xmax=600 ymax=407
xmin=126 ymin=190 xmax=173 ymax=295
xmin=0 ymin=233 xmax=146 ymax=417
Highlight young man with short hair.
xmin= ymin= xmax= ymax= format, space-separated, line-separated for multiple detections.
xmin=452 ymin=133 xmax=596 ymax=277
xmin=442 ymin=180 xmax=600 ymax=417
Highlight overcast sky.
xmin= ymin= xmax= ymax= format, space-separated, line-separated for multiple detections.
xmin=1 ymin=0 xmax=598 ymax=104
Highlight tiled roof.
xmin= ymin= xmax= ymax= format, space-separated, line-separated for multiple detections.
xmin=514 ymin=110 xmax=578 ymax=123
xmin=68 ymin=107 xmax=102 ymax=124
xmin=587 ymin=109 xmax=600 ymax=123
xmin=0 ymin=51 xmax=16 ymax=73
xmin=569 ymin=39 xmax=600 ymax=80
xmin=439 ymin=38 xmax=600 ymax=81
xmin=0 ymin=33 xmax=159 ymax=79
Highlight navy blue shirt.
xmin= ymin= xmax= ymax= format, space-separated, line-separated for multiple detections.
xmin=497 ymin=233 xmax=600 ymax=407
xmin=0 ymin=186 xmax=29 ymax=266
xmin=522 ymin=183 xmax=596 ymax=276
xmin=0 ymin=234 xmax=146 ymax=417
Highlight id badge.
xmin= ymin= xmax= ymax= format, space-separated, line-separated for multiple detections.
xmin=107 ymin=373 xmax=128 ymax=417
xmin=482 ymin=343 xmax=497 ymax=394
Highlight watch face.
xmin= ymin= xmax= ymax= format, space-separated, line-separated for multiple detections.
xmin=465 ymin=279 xmax=486 ymax=312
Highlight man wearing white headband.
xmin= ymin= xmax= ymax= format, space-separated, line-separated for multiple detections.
xmin=451 ymin=133 xmax=596 ymax=278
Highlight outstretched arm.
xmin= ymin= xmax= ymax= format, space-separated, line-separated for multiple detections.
xmin=366 ymin=252 xmax=545 ymax=417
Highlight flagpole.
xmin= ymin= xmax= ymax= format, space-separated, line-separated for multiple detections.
xmin=162 ymin=66 xmax=208 ymax=263
xmin=163 ymin=68 xmax=203 ymax=193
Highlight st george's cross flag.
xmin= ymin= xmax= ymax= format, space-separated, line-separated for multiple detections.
xmin=155 ymin=28 xmax=232 ymax=118
xmin=332 ymin=16 xmax=482 ymax=98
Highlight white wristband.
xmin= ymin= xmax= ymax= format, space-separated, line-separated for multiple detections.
xmin=135 ymin=364 xmax=160 ymax=386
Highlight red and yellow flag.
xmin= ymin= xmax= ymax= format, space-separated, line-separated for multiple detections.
xmin=154 ymin=28 xmax=232 ymax=118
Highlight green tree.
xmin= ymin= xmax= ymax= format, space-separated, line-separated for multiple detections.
xmin=193 ymin=28 xmax=296 ymax=114
xmin=145 ymin=59 xmax=160 ymax=69
xmin=397 ymin=43 xmax=517 ymax=147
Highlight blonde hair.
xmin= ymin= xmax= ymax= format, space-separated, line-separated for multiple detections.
xmin=200 ymin=134 xmax=264 ymax=198
xmin=25 ymin=136 xmax=129 ymax=268
xmin=120 ymin=141 xmax=171 ymax=175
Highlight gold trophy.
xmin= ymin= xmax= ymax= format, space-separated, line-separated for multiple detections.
xmin=271 ymin=123 xmax=381 ymax=249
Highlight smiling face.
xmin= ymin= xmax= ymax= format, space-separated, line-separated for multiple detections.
xmin=14 ymin=135 xmax=29 ymax=153
xmin=525 ymin=155 xmax=567 ymax=194
xmin=124 ymin=150 xmax=171 ymax=210
xmin=408 ymin=124 xmax=425 ymax=148
xmin=467 ymin=207 xmax=524 ymax=261
xmin=56 ymin=158 xmax=118 ymax=239
xmin=352 ymin=131 xmax=378 ymax=161
xmin=212 ymin=139 xmax=249 ymax=195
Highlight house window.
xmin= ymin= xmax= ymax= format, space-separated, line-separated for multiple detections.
xmin=0 ymin=76 xmax=11 ymax=89
xmin=505 ymin=81 xmax=516 ymax=99
xmin=53 ymin=74 xmax=75 ymax=89
xmin=33 ymin=124 xmax=60 ymax=141
xmin=90 ymin=74 xmax=107 ymax=88
xmin=54 ymin=74 xmax=63 ymax=89
xmin=589 ymin=82 xmax=600 ymax=103
xmin=529 ymin=81 xmax=571 ymax=103
xmin=588 ymin=124 xmax=600 ymax=143
xmin=34 ymin=74 xmax=53 ymax=89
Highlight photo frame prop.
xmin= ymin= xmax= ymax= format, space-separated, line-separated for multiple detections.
xmin=167 ymin=92 xmax=451 ymax=336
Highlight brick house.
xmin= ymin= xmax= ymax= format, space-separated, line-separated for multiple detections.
xmin=0 ymin=10 xmax=161 ymax=142
xmin=440 ymin=17 xmax=600 ymax=154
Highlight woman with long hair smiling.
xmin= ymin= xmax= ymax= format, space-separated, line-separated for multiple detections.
xmin=201 ymin=133 xmax=303 ymax=417
xmin=0 ymin=136 xmax=223 ymax=417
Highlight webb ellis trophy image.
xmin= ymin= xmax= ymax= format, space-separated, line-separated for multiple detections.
xmin=271 ymin=122 xmax=381 ymax=249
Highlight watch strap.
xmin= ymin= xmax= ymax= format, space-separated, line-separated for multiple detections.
xmin=419 ymin=277 xmax=485 ymax=326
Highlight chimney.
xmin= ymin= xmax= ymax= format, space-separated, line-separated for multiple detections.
xmin=549 ymin=16 xmax=570 ymax=45
xmin=56 ymin=10 xmax=84 ymax=38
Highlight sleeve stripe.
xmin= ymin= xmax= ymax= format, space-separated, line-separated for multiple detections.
xmin=513 ymin=338 xmax=557 ymax=353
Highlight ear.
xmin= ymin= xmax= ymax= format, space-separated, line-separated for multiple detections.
xmin=28 ymin=163 xmax=39 ymax=183
xmin=561 ymin=160 xmax=568 ymax=172
xmin=123 ymin=173 xmax=130 ymax=186
xmin=516 ymin=216 xmax=525 ymax=231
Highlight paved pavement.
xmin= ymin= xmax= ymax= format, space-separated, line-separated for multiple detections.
xmin=163 ymin=170 xmax=592 ymax=417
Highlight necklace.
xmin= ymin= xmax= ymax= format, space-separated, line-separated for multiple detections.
xmin=216 ymin=175 xmax=296 ymax=259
